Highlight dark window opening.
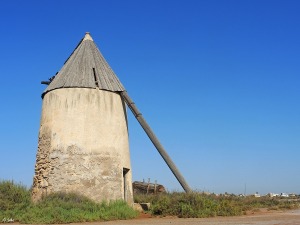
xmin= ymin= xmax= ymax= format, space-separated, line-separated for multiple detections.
xmin=93 ymin=68 xmax=99 ymax=87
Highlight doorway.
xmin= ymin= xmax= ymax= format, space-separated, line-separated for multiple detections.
xmin=123 ymin=168 xmax=130 ymax=202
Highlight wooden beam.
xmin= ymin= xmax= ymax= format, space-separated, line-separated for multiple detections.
xmin=120 ymin=91 xmax=192 ymax=193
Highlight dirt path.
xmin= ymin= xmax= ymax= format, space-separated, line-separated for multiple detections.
xmin=69 ymin=209 xmax=300 ymax=225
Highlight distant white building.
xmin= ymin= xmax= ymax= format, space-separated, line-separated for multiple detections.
xmin=268 ymin=193 xmax=279 ymax=197
xmin=254 ymin=192 xmax=260 ymax=198
xmin=280 ymin=193 xmax=289 ymax=197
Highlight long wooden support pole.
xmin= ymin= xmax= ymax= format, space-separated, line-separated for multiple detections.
xmin=120 ymin=91 xmax=192 ymax=193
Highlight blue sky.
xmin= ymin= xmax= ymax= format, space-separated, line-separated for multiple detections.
xmin=0 ymin=0 xmax=299 ymax=195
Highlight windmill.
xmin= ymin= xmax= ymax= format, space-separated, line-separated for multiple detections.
xmin=32 ymin=32 xmax=191 ymax=204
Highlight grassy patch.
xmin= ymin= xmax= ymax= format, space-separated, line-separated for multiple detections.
xmin=0 ymin=180 xmax=138 ymax=224
xmin=134 ymin=192 xmax=299 ymax=218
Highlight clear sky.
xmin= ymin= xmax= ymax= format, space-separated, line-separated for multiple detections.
xmin=0 ymin=0 xmax=299 ymax=195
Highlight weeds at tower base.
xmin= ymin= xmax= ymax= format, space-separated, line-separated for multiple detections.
xmin=0 ymin=180 xmax=138 ymax=224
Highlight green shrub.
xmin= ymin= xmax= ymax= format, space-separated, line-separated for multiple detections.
xmin=0 ymin=180 xmax=31 ymax=211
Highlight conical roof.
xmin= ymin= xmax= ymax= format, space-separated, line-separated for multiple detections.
xmin=43 ymin=32 xmax=125 ymax=96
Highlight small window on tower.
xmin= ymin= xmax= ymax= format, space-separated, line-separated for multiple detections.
xmin=92 ymin=68 xmax=99 ymax=87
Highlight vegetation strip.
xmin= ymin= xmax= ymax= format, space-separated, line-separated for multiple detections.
xmin=1 ymin=180 xmax=299 ymax=223
xmin=134 ymin=192 xmax=300 ymax=218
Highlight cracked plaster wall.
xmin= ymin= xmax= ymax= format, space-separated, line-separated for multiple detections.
xmin=32 ymin=88 xmax=133 ymax=204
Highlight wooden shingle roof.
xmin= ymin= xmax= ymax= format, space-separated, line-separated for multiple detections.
xmin=43 ymin=32 xmax=125 ymax=96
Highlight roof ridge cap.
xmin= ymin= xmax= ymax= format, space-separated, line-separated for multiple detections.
xmin=83 ymin=32 xmax=93 ymax=41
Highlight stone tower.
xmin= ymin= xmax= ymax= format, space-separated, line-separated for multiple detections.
xmin=32 ymin=33 xmax=133 ymax=204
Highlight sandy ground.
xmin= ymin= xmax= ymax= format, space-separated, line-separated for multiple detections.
xmin=66 ymin=209 xmax=300 ymax=225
